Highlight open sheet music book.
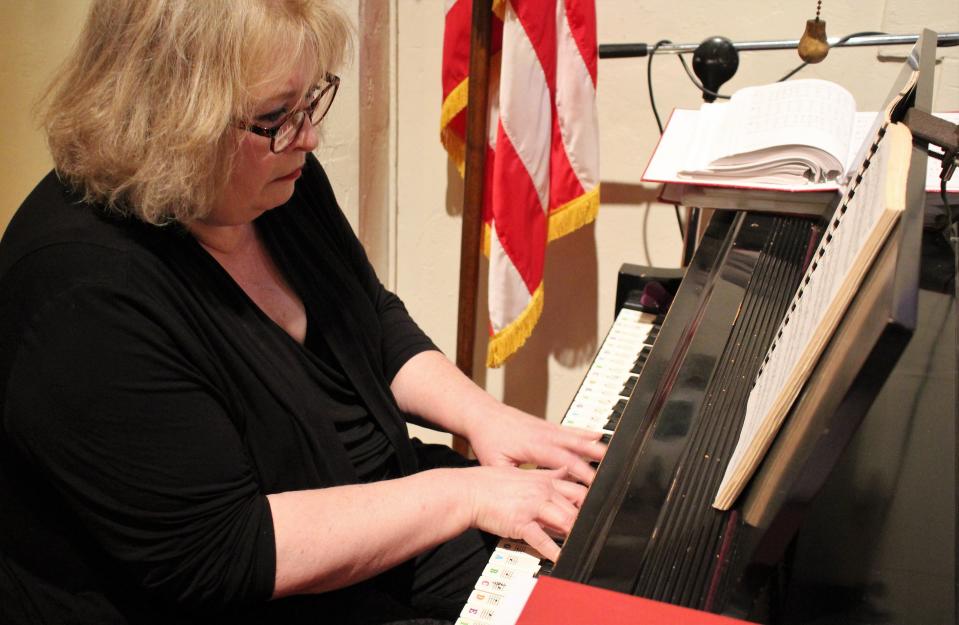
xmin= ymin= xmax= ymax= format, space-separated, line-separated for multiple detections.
xmin=657 ymin=126 xmax=957 ymax=217
xmin=713 ymin=121 xmax=914 ymax=511
xmin=681 ymin=79 xmax=862 ymax=185
xmin=641 ymin=75 xmax=940 ymax=194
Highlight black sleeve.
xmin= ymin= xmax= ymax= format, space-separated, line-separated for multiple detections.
xmin=372 ymin=285 xmax=441 ymax=383
xmin=4 ymin=280 xmax=276 ymax=611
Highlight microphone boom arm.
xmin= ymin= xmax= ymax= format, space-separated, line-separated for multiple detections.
xmin=600 ymin=32 xmax=959 ymax=58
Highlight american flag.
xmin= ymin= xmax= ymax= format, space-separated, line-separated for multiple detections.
xmin=441 ymin=0 xmax=600 ymax=367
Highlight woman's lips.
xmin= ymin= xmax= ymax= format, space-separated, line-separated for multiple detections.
xmin=276 ymin=168 xmax=302 ymax=182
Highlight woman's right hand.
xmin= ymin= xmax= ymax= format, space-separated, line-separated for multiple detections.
xmin=461 ymin=465 xmax=588 ymax=562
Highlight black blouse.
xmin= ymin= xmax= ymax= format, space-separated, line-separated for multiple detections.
xmin=0 ymin=155 xmax=437 ymax=623
xmin=302 ymin=311 xmax=398 ymax=483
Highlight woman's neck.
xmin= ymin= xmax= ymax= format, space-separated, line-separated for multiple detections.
xmin=188 ymin=220 xmax=257 ymax=257
xmin=187 ymin=218 xmax=308 ymax=344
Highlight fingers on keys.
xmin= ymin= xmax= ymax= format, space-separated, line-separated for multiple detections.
xmin=542 ymin=430 xmax=607 ymax=484
xmin=552 ymin=477 xmax=588 ymax=508
xmin=521 ymin=523 xmax=561 ymax=563
xmin=566 ymin=455 xmax=598 ymax=487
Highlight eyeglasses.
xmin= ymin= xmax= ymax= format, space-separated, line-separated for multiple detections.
xmin=238 ymin=72 xmax=340 ymax=153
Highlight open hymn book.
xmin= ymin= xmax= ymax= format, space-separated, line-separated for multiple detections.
xmin=680 ymin=79 xmax=862 ymax=185
xmin=642 ymin=76 xmax=932 ymax=193
xmin=712 ymin=121 xmax=914 ymax=511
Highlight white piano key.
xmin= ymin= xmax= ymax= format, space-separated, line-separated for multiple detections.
xmin=479 ymin=560 xmax=540 ymax=581
xmin=459 ymin=603 xmax=496 ymax=622
xmin=460 ymin=306 xmax=664 ymax=624
xmin=487 ymin=549 xmax=541 ymax=570
xmin=492 ymin=541 xmax=545 ymax=561
xmin=466 ymin=588 xmax=504 ymax=608
xmin=473 ymin=575 xmax=512 ymax=594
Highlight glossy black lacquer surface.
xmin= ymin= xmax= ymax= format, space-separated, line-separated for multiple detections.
xmin=552 ymin=212 xmax=956 ymax=623
xmin=553 ymin=212 xmax=814 ymax=603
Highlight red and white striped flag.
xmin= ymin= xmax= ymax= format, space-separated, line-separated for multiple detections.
xmin=441 ymin=0 xmax=600 ymax=367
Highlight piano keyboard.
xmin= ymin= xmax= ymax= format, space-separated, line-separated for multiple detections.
xmin=456 ymin=307 xmax=662 ymax=625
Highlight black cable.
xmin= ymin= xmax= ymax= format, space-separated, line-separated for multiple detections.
xmin=928 ymin=146 xmax=957 ymax=230
xmin=944 ymin=176 xmax=954 ymax=232
xmin=647 ymin=39 xmax=686 ymax=239
xmin=647 ymin=39 xmax=671 ymax=134
xmin=676 ymin=53 xmax=731 ymax=101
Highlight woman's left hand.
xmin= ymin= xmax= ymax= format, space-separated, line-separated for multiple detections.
xmin=390 ymin=351 xmax=606 ymax=486
xmin=464 ymin=404 xmax=606 ymax=486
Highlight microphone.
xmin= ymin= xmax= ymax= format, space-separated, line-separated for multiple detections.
xmin=693 ymin=37 xmax=738 ymax=103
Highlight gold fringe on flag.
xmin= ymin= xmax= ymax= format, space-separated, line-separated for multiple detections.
xmin=439 ymin=77 xmax=469 ymax=176
xmin=482 ymin=185 xmax=600 ymax=260
xmin=485 ymin=186 xmax=599 ymax=366
xmin=547 ymin=185 xmax=600 ymax=242
xmin=487 ymin=283 xmax=545 ymax=367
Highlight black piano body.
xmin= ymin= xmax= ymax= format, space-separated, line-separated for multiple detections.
xmin=553 ymin=206 xmax=955 ymax=624
xmin=551 ymin=33 xmax=955 ymax=624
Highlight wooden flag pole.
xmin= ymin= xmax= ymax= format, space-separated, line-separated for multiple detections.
xmin=453 ymin=1 xmax=493 ymax=456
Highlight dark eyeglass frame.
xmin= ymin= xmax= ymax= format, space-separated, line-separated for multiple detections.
xmin=238 ymin=72 xmax=340 ymax=153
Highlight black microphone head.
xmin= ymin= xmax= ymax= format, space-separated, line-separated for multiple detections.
xmin=693 ymin=36 xmax=739 ymax=102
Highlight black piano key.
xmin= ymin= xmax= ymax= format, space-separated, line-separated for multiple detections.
xmin=619 ymin=375 xmax=639 ymax=397
xmin=600 ymin=433 xmax=612 ymax=444
xmin=653 ymin=314 xmax=667 ymax=325
xmin=608 ymin=400 xmax=627 ymax=419
xmin=605 ymin=402 xmax=628 ymax=431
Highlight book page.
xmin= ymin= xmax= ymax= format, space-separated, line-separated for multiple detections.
xmin=844 ymin=67 xmax=919 ymax=180
xmin=642 ymin=107 xmax=843 ymax=192
xmin=681 ymin=104 xmax=731 ymax=171
xmin=688 ymin=79 xmax=856 ymax=182
xmin=713 ymin=123 xmax=912 ymax=511
xmin=642 ymin=109 xmax=701 ymax=181
xmin=643 ymin=103 xmax=953 ymax=194
xmin=845 ymin=111 xmax=882 ymax=175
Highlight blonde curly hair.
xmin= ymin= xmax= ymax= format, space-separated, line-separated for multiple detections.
xmin=38 ymin=0 xmax=351 ymax=225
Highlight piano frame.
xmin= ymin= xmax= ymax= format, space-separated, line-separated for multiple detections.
xmin=551 ymin=30 xmax=955 ymax=624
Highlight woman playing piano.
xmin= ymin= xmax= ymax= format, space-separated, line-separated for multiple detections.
xmin=0 ymin=1 xmax=602 ymax=623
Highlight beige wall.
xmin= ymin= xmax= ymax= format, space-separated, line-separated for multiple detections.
xmin=1 ymin=1 xmax=93 ymax=233
xmin=3 ymin=2 xmax=957 ymax=448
